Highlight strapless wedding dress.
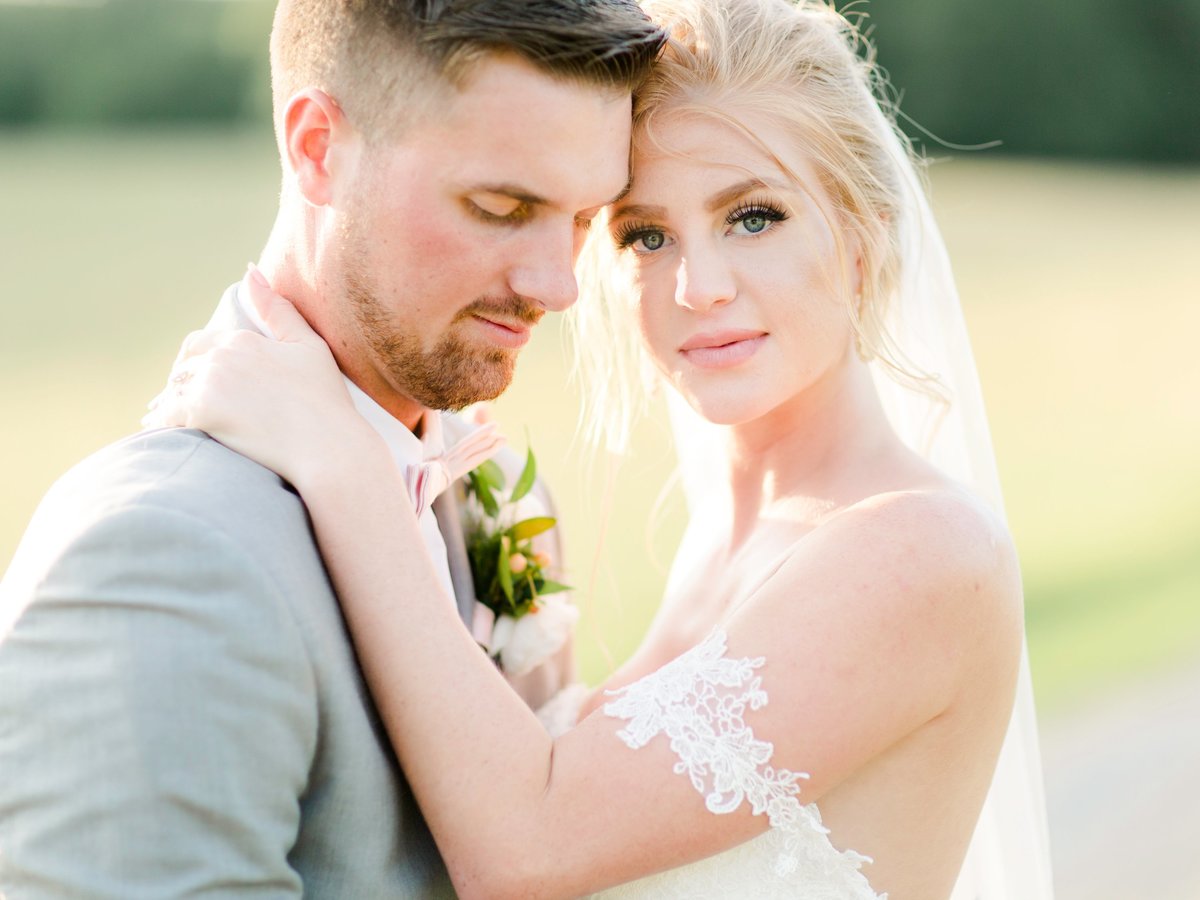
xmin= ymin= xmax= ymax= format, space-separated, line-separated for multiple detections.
xmin=588 ymin=822 xmax=880 ymax=899
xmin=543 ymin=630 xmax=885 ymax=899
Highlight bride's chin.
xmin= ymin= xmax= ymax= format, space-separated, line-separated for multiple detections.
xmin=677 ymin=386 xmax=763 ymax=427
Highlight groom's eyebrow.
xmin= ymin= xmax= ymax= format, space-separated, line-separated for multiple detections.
xmin=474 ymin=180 xmax=632 ymax=216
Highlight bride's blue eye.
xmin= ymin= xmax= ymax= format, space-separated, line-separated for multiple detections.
xmin=741 ymin=214 xmax=769 ymax=233
xmin=728 ymin=202 xmax=788 ymax=236
xmin=614 ymin=223 xmax=667 ymax=253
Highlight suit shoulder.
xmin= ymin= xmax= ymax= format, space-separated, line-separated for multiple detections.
xmin=68 ymin=426 xmax=286 ymax=497
xmin=6 ymin=429 xmax=327 ymax=615
xmin=45 ymin=427 xmax=304 ymax=539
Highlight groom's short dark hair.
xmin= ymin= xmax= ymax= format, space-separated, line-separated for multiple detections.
xmin=270 ymin=0 xmax=665 ymax=138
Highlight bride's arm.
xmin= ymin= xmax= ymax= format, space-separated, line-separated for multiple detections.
xmin=162 ymin=279 xmax=1023 ymax=900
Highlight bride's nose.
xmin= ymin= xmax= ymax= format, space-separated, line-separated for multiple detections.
xmin=673 ymin=251 xmax=736 ymax=313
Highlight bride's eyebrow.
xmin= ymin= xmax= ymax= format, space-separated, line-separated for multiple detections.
xmin=609 ymin=177 xmax=786 ymax=223
xmin=705 ymin=178 xmax=777 ymax=212
xmin=607 ymin=201 xmax=666 ymax=223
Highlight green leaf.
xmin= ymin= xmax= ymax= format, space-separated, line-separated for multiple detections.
xmin=469 ymin=470 xmax=500 ymax=518
xmin=509 ymin=446 xmax=537 ymax=503
xmin=479 ymin=487 xmax=500 ymax=519
xmin=507 ymin=516 xmax=556 ymax=542
xmin=476 ymin=459 xmax=507 ymax=492
xmin=468 ymin=532 xmax=500 ymax=603
xmin=536 ymin=579 xmax=571 ymax=596
xmin=497 ymin=535 xmax=513 ymax=603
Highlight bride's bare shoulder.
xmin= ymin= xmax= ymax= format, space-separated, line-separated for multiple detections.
xmin=743 ymin=484 xmax=1023 ymax=677
xmin=840 ymin=479 xmax=1013 ymax=552
xmin=837 ymin=484 xmax=1018 ymax=613
xmin=848 ymin=483 xmax=1017 ymax=586
xmin=709 ymin=483 xmax=1023 ymax=805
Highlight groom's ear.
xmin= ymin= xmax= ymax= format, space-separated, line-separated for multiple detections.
xmin=282 ymin=88 xmax=352 ymax=208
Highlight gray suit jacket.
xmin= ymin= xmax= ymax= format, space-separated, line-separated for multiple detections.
xmin=0 ymin=292 xmax=466 ymax=898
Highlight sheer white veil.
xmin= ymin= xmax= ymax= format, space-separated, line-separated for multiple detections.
xmin=662 ymin=100 xmax=1055 ymax=900
xmin=877 ymin=136 xmax=1056 ymax=900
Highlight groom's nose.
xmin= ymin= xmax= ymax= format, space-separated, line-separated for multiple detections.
xmin=507 ymin=225 xmax=580 ymax=313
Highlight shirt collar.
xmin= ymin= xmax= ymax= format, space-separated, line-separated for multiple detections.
xmin=344 ymin=381 xmax=446 ymax=472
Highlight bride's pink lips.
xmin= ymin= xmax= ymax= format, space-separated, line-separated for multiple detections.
xmin=471 ymin=314 xmax=532 ymax=349
xmin=679 ymin=329 xmax=767 ymax=369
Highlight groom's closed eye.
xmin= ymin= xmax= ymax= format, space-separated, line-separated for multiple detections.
xmin=465 ymin=186 xmax=547 ymax=226
xmin=467 ymin=196 xmax=531 ymax=224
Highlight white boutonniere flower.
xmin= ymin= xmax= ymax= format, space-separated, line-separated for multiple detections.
xmin=464 ymin=444 xmax=576 ymax=675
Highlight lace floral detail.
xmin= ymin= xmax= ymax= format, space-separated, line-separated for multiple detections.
xmin=601 ymin=630 xmax=882 ymax=897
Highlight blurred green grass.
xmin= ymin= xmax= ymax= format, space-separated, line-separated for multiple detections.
xmin=2 ymin=129 xmax=1198 ymax=711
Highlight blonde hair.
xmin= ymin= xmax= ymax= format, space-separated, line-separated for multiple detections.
xmin=570 ymin=0 xmax=947 ymax=452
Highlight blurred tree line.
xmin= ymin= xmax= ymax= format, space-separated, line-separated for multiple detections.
xmin=0 ymin=0 xmax=272 ymax=126
xmin=0 ymin=0 xmax=1196 ymax=162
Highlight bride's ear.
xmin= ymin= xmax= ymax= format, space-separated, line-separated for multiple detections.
xmin=849 ymin=213 xmax=889 ymax=304
xmin=282 ymin=88 xmax=353 ymax=208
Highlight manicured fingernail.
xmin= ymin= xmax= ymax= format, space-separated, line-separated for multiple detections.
xmin=246 ymin=262 xmax=269 ymax=288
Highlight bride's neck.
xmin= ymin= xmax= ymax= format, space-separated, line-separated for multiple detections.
xmin=722 ymin=355 xmax=896 ymax=540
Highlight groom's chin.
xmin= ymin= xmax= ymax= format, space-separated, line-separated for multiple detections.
xmin=406 ymin=350 xmax=518 ymax=412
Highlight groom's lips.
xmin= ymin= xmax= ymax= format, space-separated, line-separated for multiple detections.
xmin=679 ymin=329 xmax=767 ymax=369
xmin=471 ymin=313 xmax=533 ymax=349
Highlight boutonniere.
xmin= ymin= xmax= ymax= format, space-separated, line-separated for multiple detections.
xmin=464 ymin=443 xmax=578 ymax=676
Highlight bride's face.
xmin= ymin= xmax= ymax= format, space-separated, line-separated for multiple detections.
xmin=607 ymin=111 xmax=860 ymax=426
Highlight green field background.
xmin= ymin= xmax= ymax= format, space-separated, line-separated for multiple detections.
xmin=2 ymin=128 xmax=1198 ymax=713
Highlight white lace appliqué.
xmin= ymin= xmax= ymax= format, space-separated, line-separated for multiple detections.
xmin=603 ymin=630 xmax=845 ymax=880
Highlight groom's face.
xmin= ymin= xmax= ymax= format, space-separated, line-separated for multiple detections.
xmin=327 ymin=54 xmax=632 ymax=417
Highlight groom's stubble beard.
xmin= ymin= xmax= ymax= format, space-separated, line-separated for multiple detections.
xmin=339 ymin=238 xmax=543 ymax=411
xmin=333 ymin=185 xmax=545 ymax=410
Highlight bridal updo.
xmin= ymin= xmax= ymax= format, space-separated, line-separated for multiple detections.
xmin=572 ymin=0 xmax=941 ymax=452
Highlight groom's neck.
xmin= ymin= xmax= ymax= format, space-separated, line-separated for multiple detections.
xmin=256 ymin=233 xmax=428 ymax=433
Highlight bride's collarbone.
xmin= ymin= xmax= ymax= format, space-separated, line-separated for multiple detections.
xmin=662 ymin=520 xmax=821 ymax=644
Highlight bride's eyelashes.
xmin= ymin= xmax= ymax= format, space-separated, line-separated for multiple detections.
xmin=612 ymin=220 xmax=666 ymax=253
xmin=725 ymin=200 xmax=789 ymax=235
xmin=611 ymin=199 xmax=791 ymax=254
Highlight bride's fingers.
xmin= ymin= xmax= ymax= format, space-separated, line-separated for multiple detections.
xmin=143 ymin=356 xmax=205 ymax=429
xmin=173 ymin=329 xmax=223 ymax=365
xmin=145 ymin=335 xmax=210 ymax=422
xmin=464 ymin=402 xmax=497 ymax=426
xmin=245 ymin=263 xmax=324 ymax=347
xmin=152 ymin=344 xmax=259 ymax=428
xmin=141 ymin=397 xmax=171 ymax=429
xmin=148 ymin=328 xmax=247 ymax=416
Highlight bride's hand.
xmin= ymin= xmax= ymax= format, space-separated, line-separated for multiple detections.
xmin=146 ymin=267 xmax=385 ymax=489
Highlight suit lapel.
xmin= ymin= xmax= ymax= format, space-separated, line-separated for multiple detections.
xmin=432 ymin=488 xmax=476 ymax=628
